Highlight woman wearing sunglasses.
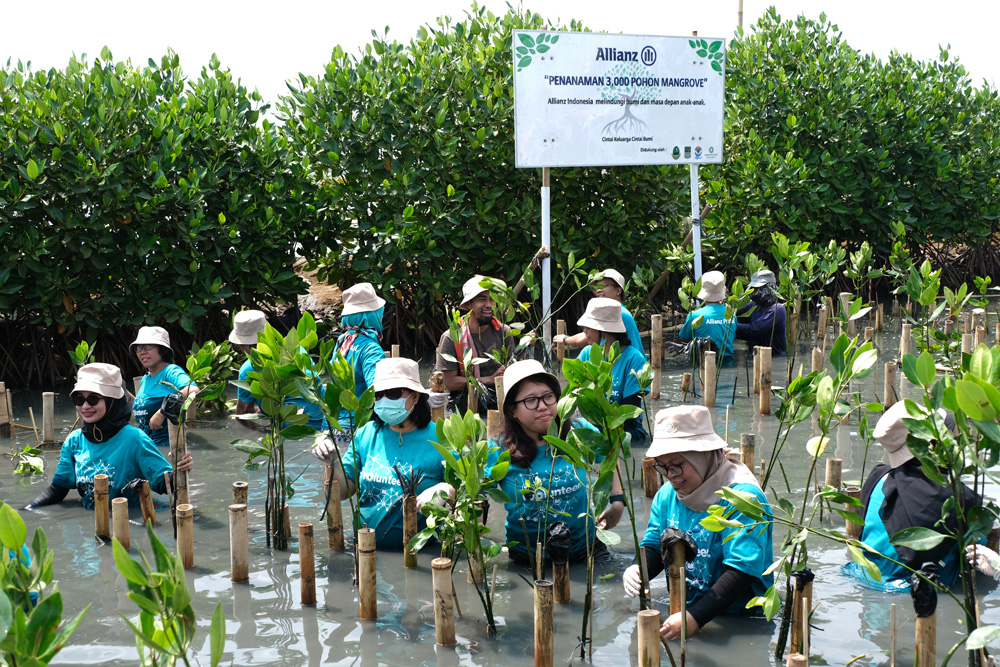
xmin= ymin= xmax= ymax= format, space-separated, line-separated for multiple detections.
xmin=130 ymin=326 xmax=198 ymax=447
xmin=485 ymin=360 xmax=625 ymax=566
xmin=623 ymin=406 xmax=772 ymax=641
xmin=575 ymin=297 xmax=649 ymax=443
xmin=326 ymin=357 xmax=453 ymax=550
xmin=24 ymin=363 xmax=193 ymax=511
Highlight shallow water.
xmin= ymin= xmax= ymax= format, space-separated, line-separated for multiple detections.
xmin=3 ymin=314 xmax=999 ymax=666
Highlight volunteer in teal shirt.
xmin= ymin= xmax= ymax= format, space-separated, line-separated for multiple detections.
xmin=624 ymin=406 xmax=772 ymax=642
xmin=678 ymin=270 xmax=736 ymax=362
xmin=333 ymin=283 xmax=387 ymax=433
xmin=329 ymin=357 xmax=453 ymax=551
xmin=25 ymin=363 xmax=192 ymax=511
xmin=551 ymin=268 xmax=646 ymax=361
xmin=486 ymin=359 xmax=624 ymax=565
xmin=130 ymin=326 xmax=198 ymax=447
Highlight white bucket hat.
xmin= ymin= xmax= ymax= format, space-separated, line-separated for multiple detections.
xmin=597 ymin=269 xmax=626 ymax=292
xmin=373 ymin=358 xmax=429 ymax=396
xmin=341 ymin=283 xmax=386 ymax=316
xmin=130 ymin=326 xmax=171 ymax=354
xmin=697 ymin=271 xmax=726 ymax=302
xmin=646 ymin=406 xmax=727 ymax=457
xmin=503 ymin=360 xmax=558 ymax=400
xmin=229 ymin=310 xmax=266 ymax=346
xmin=460 ymin=276 xmax=492 ymax=307
xmin=72 ymin=363 xmax=125 ymax=399
xmin=873 ymin=401 xmax=949 ymax=468
xmin=577 ymin=297 xmax=626 ymax=333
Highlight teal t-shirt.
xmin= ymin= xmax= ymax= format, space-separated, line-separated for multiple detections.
xmin=341 ymin=420 xmax=447 ymax=550
xmin=134 ymin=363 xmax=195 ymax=447
xmin=641 ymin=481 xmax=773 ymax=613
xmin=578 ymin=342 xmax=646 ymax=403
xmin=336 ymin=334 xmax=385 ymax=430
xmin=52 ymin=424 xmax=172 ymax=509
xmin=679 ymin=303 xmax=736 ymax=362
xmin=621 ymin=304 xmax=647 ymax=362
xmin=237 ymin=358 xmax=327 ymax=430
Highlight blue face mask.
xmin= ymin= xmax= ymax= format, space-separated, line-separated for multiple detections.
xmin=375 ymin=396 xmax=411 ymax=425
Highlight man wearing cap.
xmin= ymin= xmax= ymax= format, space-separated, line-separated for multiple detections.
xmin=735 ymin=269 xmax=787 ymax=355
xmin=623 ymin=405 xmax=772 ymax=640
xmin=551 ymin=268 xmax=646 ymax=360
xmin=678 ymin=270 xmax=736 ymax=362
xmin=843 ymin=401 xmax=979 ymax=590
xmin=434 ymin=276 xmax=517 ymax=416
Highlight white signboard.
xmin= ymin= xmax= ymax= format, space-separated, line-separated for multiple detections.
xmin=514 ymin=30 xmax=726 ymax=168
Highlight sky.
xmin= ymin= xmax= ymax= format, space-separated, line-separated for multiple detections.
xmin=4 ymin=0 xmax=996 ymax=107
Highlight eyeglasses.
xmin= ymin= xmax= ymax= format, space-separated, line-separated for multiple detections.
xmin=515 ymin=392 xmax=558 ymax=410
xmin=653 ymin=461 xmax=685 ymax=478
xmin=135 ymin=344 xmax=157 ymax=352
xmin=72 ymin=394 xmax=104 ymax=407
xmin=374 ymin=388 xmax=405 ymax=400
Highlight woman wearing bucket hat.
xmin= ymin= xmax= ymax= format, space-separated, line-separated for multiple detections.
xmin=24 ymin=363 xmax=192 ymax=511
xmin=485 ymin=360 xmax=625 ymax=565
xmin=131 ymin=326 xmax=198 ymax=448
xmin=623 ymin=405 xmax=772 ymax=641
xmin=326 ymin=357 xmax=454 ymax=550
xmin=575 ymin=297 xmax=648 ymax=443
xmin=678 ymin=270 xmax=736 ymax=363
xmin=843 ymin=401 xmax=978 ymax=590
xmin=735 ymin=269 xmax=787 ymax=356
xmin=552 ymin=269 xmax=646 ymax=360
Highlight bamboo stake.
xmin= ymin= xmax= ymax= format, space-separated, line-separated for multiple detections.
xmin=864 ymin=326 xmax=873 ymax=343
xmin=432 ymin=557 xmax=456 ymax=646
xmin=233 ymin=481 xmax=249 ymax=505
xmin=553 ymin=561 xmax=570 ymax=604
xmin=679 ymin=559 xmax=688 ymax=664
xmin=759 ymin=459 xmax=767 ymax=487
xmin=877 ymin=303 xmax=885 ymax=331
xmin=817 ymin=304 xmax=828 ymax=340
xmin=495 ymin=375 xmax=505 ymax=411
xmin=786 ymin=654 xmax=808 ymax=666
xmin=651 ymin=314 xmax=663 ymax=400
xmin=556 ymin=320 xmax=567 ymax=363
xmin=962 ymin=333 xmax=973 ymax=355
xmin=391 ymin=344 xmax=400 ymax=358
xmin=973 ymin=308 xmax=984 ymax=336
xmin=638 ymin=609 xmax=661 ymax=667
xmin=229 ymin=504 xmax=249 ymax=583
xmin=534 ymin=580 xmax=554 ymax=667
xmin=138 ymin=481 xmax=156 ymax=525
xmin=299 ymin=523 xmax=316 ymax=606
xmin=0 ymin=382 xmax=10 ymax=437
xmin=669 ymin=542 xmax=687 ymax=615
xmin=802 ymin=595 xmax=810 ymax=661
xmin=759 ymin=347 xmax=772 ymax=415
xmin=884 ymin=362 xmax=898 ymax=409
xmin=359 ymin=528 xmax=377 ymax=620
xmin=845 ymin=487 xmax=862 ymax=538
xmin=900 ymin=323 xmax=912 ymax=358
xmin=681 ymin=373 xmax=691 ymax=395
xmin=996 ymin=323 xmax=1000 ymax=345
xmin=839 ymin=292 xmax=854 ymax=336
xmin=536 ymin=542 xmax=544 ymax=582
xmin=642 ymin=457 xmax=660 ymax=498
xmin=177 ymin=503 xmax=194 ymax=568
xmin=28 ymin=408 xmax=39 ymax=446
xmin=915 ymin=610 xmax=936 ymax=667
xmin=41 ymin=392 xmax=55 ymax=444
xmin=168 ymin=422 xmax=189 ymax=506
xmin=740 ymin=433 xmax=755 ymax=472
xmin=94 ymin=474 xmax=110 ymax=539
xmin=112 ymin=497 xmax=130 ymax=550
xmin=403 ymin=496 xmax=418 ymax=568
xmin=790 ymin=571 xmax=813 ymax=656
xmin=944 ymin=318 xmax=954 ymax=338
xmin=325 ymin=477 xmax=344 ymax=551
xmin=283 ymin=504 xmax=291 ymax=539
xmin=825 ymin=458 xmax=842 ymax=491
xmin=811 ymin=347 xmax=822 ymax=374
xmin=430 ymin=372 xmax=446 ymax=422
xmin=704 ymin=351 xmax=716 ymax=408
xmin=891 ymin=603 xmax=897 ymax=667
xmin=976 ymin=326 xmax=986 ymax=350
xmin=487 ymin=410 xmax=503 ymax=439
xmin=468 ymin=385 xmax=479 ymax=415
xmin=792 ymin=298 xmax=802 ymax=344
xmin=753 ymin=347 xmax=760 ymax=395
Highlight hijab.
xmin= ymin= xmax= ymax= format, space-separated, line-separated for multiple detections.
xmin=675 ymin=449 xmax=760 ymax=513
xmin=80 ymin=395 xmax=132 ymax=444
xmin=338 ymin=305 xmax=385 ymax=353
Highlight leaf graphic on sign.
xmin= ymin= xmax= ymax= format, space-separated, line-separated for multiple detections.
xmin=518 ymin=56 xmax=532 ymax=70
xmin=518 ymin=34 xmax=535 ymax=49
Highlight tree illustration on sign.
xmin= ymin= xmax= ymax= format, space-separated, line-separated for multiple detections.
xmin=599 ymin=62 xmax=657 ymax=136
xmin=516 ymin=32 xmax=559 ymax=71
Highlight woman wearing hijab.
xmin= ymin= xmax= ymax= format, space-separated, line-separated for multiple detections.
xmin=326 ymin=357 xmax=453 ymax=550
xmin=486 ymin=360 xmax=625 ymax=565
xmin=844 ymin=401 xmax=978 ymax=590
xmin=24 ymin=363 xmax=192 ymax=510
xmin=130 ymin=326 xmax=198 ymax=447
xmin=576 ymin=297 xmax=648 ymax=442
xmin=735 ymin=269 xmax=787 ymax=356
xmin=623 ymin=405 xmax=772 ymax=641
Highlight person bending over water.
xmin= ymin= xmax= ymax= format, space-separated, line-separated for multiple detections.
xmin=25 ymin=363 xmax=192 ymax=510
xmin=624 ymin=406 xmax=772 ymax=641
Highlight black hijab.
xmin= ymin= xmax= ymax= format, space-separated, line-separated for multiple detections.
xmin=78 ymin=394 xmax=132 ymax=444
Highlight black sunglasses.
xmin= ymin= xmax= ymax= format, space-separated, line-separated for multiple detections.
xmin=374 ymin=388 xmax=405 ymax=401
xmin=72 ymin=393 xmax=104 ymax=407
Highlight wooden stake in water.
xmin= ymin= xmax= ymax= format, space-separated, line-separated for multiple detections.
xmin=884 ymin=362 xmax=898 ymax=409
xmin=900 ymin=323 xmax=912 ymax=358
xmin=553 ymin=560 xmax=570 ymax=604
xmin=811 ymin=347 xmax=823 ymax=374
xmin=534 ymin=579 xmax=554 ymax=667
xmin=642 ymin=457 xmax=660 ymax=498
xmin=825 ymin=458 xmax=842 ymax=492
xmin=233 ymin=481 xmax=249 ymax=505
xmin=403 ymin=496 xmax=418 ymax=568
xmin=94 ymin=474 xmax=110 ymax=539
xmin=976 ymin=326 xmax=986 ymax=350
xmin=495 ymin=375 xmax=505 ymax=411
xmin=112 ymin=497 xmax=130 ymax=550
xmin=28 ymin=407 xmax=39 ymax=446
xmin=962 ymin=333 xmax=973 ymax=355
xmin=759 ymin=347 xmax=772 ymax=415
xmin=468 ymin=385 xmax=479 ymax=415
xmin=890 ymin=602 xmax=897 ymax=667
xmin=229 ymin=504 xmax=249 ymax=583
xmin=681 ymin=373 xmax=691 ymax=396
xmin=431 ymin=557 xmax=456 ymax=646
xmin=915 ymin=604 xmax=936 ymax=667
xmin=704 ymin=351 xmax=717 ymax=408
xmin=973 ymin=308 xmax=984 ymax=337
xmin=556 ymin=319 xmax=567 ymax=363
xmin=840 ymin=292 xmax=854 ymax=336
xmin=41 ymin=392 xmax=55 ymax=445
xmin=0 ymin=382 xmax=10 ymax=438
xmin=168 ymin=422 xmax=189 ymax=506
xmin=359 ymin=528 xmax=377 ymax=620
xmin=430 ymin=372 xmax=446 ymax=422
xmin=651 ymin=314 xmax=663 ymax=400
xmin=877 ymin=303 xmax=885 ymax=331
xmin=864 ymin=326 xmax=873 ymax=343
xmin=786 ymin=654 xmax=808 ymax=666
xmin=845 ymin=487 xmax=862 ymax=539
xmin=759 ymin=459 xmax=767 ymax=487
xmin=790 ymin=570 xmax=814 ymax=655
xmin=325 ymin=476 xmax=344 ymax=551
xmin=391 ymin=344 xmax=400 ymax=358
xmin=138 ymin=480 xmax=156 ymax=525
xmin=487 ymin=409 xmax=503 ymax=439
xmin=753 ymin=347 xmax=760 ymax=395
xmin=816 ymin=303 xmax=828 ymax=340
xmin=299 ymin=523 xmax=316 ymax=606
xmin=741 ymin=433 xmax=755 ymax=472
xmin=638 ymin=609 xmax=661 ymax=667
xmin=177 ymin=503 xmax=194 ymax=569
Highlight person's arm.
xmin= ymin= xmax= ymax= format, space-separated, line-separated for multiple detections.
xmin=553 ymin=332 xmax=588 ymax=349
xmin=678 ymin=314 xmax=694 ymax=342
xmin=441 ymin=369 xmax=466 ymax=393
xmin=24 ymin=483 xmax=71 ymax=509
xmin=597 ymin=462 xmax=626 ymax=529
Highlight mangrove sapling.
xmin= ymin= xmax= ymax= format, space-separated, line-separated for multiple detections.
xmin=845 ymin=241 xmax=884 ymax=318
xmin=183 ymin=340 xmax=238 ymax=419
xmin=112 ymin=522 xmax=226 ymax=667
xmin=0 ymin=502 xmax=88 ymax=667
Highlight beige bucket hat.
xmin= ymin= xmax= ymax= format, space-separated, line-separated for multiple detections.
xmin=577 ymin=297 xmax=626 ymax=333
xmin=229 ymin=310 xmax=266 ymax=346
xmin=697 ymin=271 xmax=726 ymax=302
xmin=373 ymin=358 xmax=429 ymax=396
xmin=873 ymin=401 xmax=948 ymax=468
xmin=130 ymin=326 xmax=170 ymax=355
xmin=342 ymin=283 xmax=386 ymax=316
xmin=646 ymin=405 xmax=727 ymax=457
xmin=597 ymin=268 xmax=626 ymax=292
xmin=460 ymin=276 xmax=491 ymax=307
xmin=503 ymin=360 xmax=557 ymax=398
xmin=72 ymin=363 xmax=125 ymax=399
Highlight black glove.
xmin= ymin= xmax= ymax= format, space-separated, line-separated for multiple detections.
xmin=660 ymin=528 xmax=697 ymax=566
xmin=121 ymin=478 xmax=148 ymax=496
xmin=546 ymin=521 xmax=571 ymax=565
xmin=665 ymin=341 xmax=690 ymax=357
xmin=910 ymin=562 xmax=939 ymax=618
xmin=24 ymin=483 xmax=71 ymax=510
xmin=161 ymin=393 xmax=184 ymax=425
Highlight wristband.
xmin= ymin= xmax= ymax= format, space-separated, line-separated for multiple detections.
xmin=609 ymin=494 xmax=626 ymax=505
